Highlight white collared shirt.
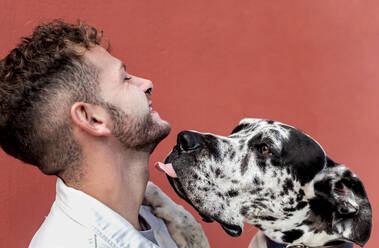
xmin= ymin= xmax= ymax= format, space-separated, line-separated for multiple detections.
xmin=29 ymin=178 xmax=178 ymax=248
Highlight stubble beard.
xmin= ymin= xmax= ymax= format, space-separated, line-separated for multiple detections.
xmin=104 ymin=103 xmax=170 ymax=153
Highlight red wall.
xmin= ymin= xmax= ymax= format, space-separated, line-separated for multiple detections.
xmin=0 ymin=1 xmax=378 ymax=247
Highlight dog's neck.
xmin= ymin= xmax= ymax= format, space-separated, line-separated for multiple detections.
xmin=266 ymin=237 xmax=353 ymax=248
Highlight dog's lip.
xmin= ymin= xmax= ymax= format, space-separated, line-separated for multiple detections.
xmin=165 ymin=155 xmax=242 ymax=237
xmin=164 ymin=158 xmax=214 ymax=221
xmin=167 ymin=176 xmax=187 ymax=200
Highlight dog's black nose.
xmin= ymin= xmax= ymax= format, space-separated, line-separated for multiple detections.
xmin=177 ymin=131 xmax=203 ymax=151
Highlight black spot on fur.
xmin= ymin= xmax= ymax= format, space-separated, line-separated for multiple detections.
xmin=231 ymin=123 xmax=250 ymax=134
xmin=342 ymin=170 xmax=352 ymax=178
xmin=283 ymin=206 xmax=296 ymax=212
xmin=256 ymin=158 xmax=267 ymax=173
xmin=215 ymin=168 xmax=221 ymax=177
xmin=300 ymin=219 xmax=313 ymax=226
xmin=282 ymin=178 xmax=294 ymax=195
xmin=204 ymin=135 xmax=222 ymax=162
xmin=326 ymin=157 xmax=338 ymax=167
xmin=285 ymin=213 xmax=293 ymax=217
xmin=296 ymin=201 xmax=307 ymax=210
xmin=271 ymin=158 xmax=281 ymax=167
xmin=296 ymin=189 xmax=305 ymax=202
xmin=192 ymin=174 xmax=199 ymax=180
xmin=283 ymin=201 xmax=308 ymax=212
xmin=247 ymin=134 xmax=263 ymax=150
xmin=309 ymin=197 xmax=334 ymax=223
xmin=267 ymin=120 xmax=274 ymax=124
xmin=259 ymin=216 xmax=277 ymax=221
xmin=250 ymin=187 xmax=263 ymax=194
xmin=229 ymin=151 xmax=236 ymax=160
xmin=341 ymin=175 xmax=367 ymax=198
xmin=253 ymin=177 xmax=261 ymax=185
xmin=227 ymin=189 xmax=239 ymax=197
xmin=201 ymin=187 xmax=210 ymax=191
xmin=282 ymin=229 xmax=304 ymax=243
xmin=240 ymin=206 xmax=249 ymax=216
xmin=240 ymin=153 xmax=250 ymax=175
xmin=281 ymin=128 xmax=326 ymax=185
xmin=194 ymin=198 xmax=203 ymax=205
xmin=253 ymin=201 xmax=267 ymax=209
xmin=254 ymin=197 xmax=266 ymax=202
xmin=314 ymin=178 xmax=332 ymax=196
xmin=216 ymin=192 xmax=224 ymax=198
xmin=239 ymin=144 xmax=244 ymax=151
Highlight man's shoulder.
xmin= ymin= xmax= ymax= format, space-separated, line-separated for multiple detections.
xmin=29 ymin=202 xmax=94 ymax=248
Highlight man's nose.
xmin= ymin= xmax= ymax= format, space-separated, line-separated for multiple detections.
xmin=177 ymin=131 xmax=203 ymax=151
xmin=132 ymin=76 xmax=153 ymax=93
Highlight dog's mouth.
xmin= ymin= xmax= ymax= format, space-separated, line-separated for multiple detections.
xmin=154 ymin=156 xmax=243 ymax=237
xmin=157 ymin=157 xmax=214 ymax=221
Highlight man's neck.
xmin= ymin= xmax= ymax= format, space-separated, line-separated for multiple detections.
xmin=65 ymin=142 xmax=150 ymax=231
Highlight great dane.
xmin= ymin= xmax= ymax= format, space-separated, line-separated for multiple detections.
xmin=144 ymin=118 xmax=372 ymax=248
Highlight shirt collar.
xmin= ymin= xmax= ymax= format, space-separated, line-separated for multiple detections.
xmin=54 ymin=178 xmax=158 ymax=248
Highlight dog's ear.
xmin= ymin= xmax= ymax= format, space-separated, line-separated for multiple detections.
xmin=313 ymin=159 xmax=372 ymax=247
xmin=333 ymin=170 xmax=372 ymax=246
xmin=281 ymin=128 xmax=326 ymax=185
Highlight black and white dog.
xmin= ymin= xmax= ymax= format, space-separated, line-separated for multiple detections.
xmin=147 ymin=118 xmax=372 ymax=248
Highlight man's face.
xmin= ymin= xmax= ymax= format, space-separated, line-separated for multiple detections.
xmin=85 ymin=45 xmax=170 ymax=151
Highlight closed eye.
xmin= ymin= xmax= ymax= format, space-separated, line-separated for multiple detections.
xmin=124 ymin=76 xmax=132 ymax=81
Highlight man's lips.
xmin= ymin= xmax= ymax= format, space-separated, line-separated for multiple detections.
xmin=154 ymin=162 xmax=178 ymax=178
xmin=148 ymin=98 xmax=153 ymax=112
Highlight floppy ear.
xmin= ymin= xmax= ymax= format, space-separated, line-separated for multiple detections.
xmin=314 ymin=159 xmax=372 ymax=247
xmin=281 ymin=128 xmax=326 ymax=185
xmin=332 ymin=170 xmax=372 ymax=246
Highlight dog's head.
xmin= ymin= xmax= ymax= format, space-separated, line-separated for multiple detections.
xmin=162 ymin=118 xmax=372 ymax=247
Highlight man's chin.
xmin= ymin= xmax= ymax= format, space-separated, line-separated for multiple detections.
xmin=136 ymin=120 xmax=171 ymax=153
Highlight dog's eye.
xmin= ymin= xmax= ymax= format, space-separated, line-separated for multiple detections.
xmin=260 ymin=145 xmax=271 ymax=155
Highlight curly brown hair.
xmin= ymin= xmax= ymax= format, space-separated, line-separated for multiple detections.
xmin=0 ymin=20 xmax=105 ymax=179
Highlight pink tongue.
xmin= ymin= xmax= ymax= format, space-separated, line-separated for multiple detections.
xmin=154 ymin=162 xmax=178 ymax=178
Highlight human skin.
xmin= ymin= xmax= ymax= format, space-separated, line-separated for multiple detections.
xmin=67 ymin=45 xmax=170 ymax=231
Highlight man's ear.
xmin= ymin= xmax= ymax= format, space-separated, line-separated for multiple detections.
xmin=70 ymin=102 xmax=111 ymax=136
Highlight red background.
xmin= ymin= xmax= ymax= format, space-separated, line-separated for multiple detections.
xmin=0 ymin=0 xmax=378 ymax=247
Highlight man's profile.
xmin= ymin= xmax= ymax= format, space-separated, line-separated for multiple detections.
xmin=0 ymin=19 xmax=179 ymax=247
